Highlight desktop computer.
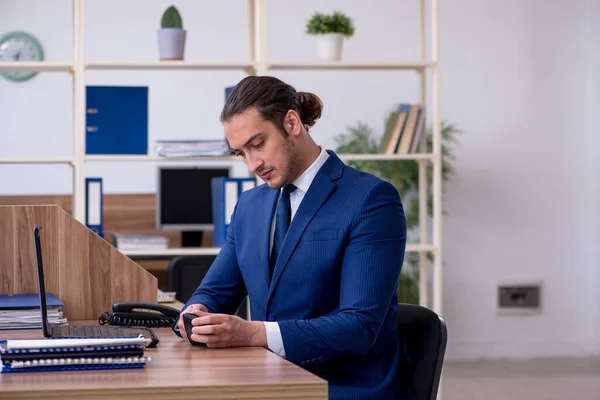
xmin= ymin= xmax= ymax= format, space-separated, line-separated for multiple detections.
xmin=156 ymin=166 xmax=231 ymax=247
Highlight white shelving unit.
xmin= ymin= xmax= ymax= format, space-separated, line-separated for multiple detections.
xmin=1 ymin=0 xmax=442 ymax=318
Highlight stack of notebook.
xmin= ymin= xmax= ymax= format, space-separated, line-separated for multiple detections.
xmin=0 ymin=336 xmax=152 ymax=373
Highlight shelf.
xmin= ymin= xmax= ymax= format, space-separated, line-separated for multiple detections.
xmin=0 ymin=153 xmax=433 ymax=165
xmin=0 ymin=61 xmax=433 ymax=73
xmin=84 ymin=153 xmax=435 ymax=163
xmin=0 ymin=157 xmax=73 ymax=165
xmin=85 ymin=155 xmax=238 ymax=162
xmin=121 ymin=247 xmax=221 ymax=257
xmin=267 ymin=61 xmax=434 ymax=71
xmin=339 ymin=153 xmax=436 ymax=161
xmin=406 ymin=244 xmax=437 ymax=253
xmin=0 ymin=62 xmax=73 ymax=72
xmin=85 ymin=61 xmax=255 ymax=71
xmin=121 ymin=244 xmax=435 ymax=258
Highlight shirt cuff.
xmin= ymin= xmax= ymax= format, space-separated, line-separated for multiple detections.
xmin=263 ymin=321 xmax=286 ymax=358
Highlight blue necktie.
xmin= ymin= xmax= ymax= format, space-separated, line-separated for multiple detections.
xmin=270 ymin=184 xmax=297 ymax=279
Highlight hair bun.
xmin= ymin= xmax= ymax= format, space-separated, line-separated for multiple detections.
xmin=296 ymin=91 xmax=323 ymax=130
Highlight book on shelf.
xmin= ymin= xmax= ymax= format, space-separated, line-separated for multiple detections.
xmin=1 ymin=336 xmax=151 ymax=373
xmin=380 ymin=103 xmax=425 ymax=155
xmin=0 ymin=293 xmax=67 ymax=330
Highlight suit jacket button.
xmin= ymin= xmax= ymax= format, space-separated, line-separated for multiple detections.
xmin=267 ymin=314 xmax=275 ymax=321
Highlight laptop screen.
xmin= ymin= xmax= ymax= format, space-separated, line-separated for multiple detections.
xmin=33 ymin=225 xmax=51 ymax=338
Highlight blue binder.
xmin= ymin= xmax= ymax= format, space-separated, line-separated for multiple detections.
xmin=85 ymin=177 xmax=103 ymax=238
xmin=211 ymin=177 xmax=257 ymax=247
xmin=225 ymin=86 xmax=234 ymax=102
xmin=85 ymin=86 xmax=148 ymax=155
xmin=0 ymin=293 xmax=63 ymax=310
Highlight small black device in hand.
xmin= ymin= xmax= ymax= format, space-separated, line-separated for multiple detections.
xmin=183 ymin=313 xmax=205 ymax=346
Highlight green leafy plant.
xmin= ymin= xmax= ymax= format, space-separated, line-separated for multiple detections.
xmin=306 ymin=11 xmax=355 ymax=37
xmin=161 ymin=5 xmax=183 ymax=29
xmin=334 ymin=115 xmax=462 ymax=304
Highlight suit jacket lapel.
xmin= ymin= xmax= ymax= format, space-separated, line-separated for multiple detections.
xmin=267 ymin=172 xmax=336 ymax=301
xmin=259 ymin=187 xmax=279 ymax=291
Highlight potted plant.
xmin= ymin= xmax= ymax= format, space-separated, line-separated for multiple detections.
xmin=334 ymin=117 xmax=462 ymax=304
xmin=306 ymin=11 xmax=355 ymax=61
xmin=157 ymin=5 xmax=186 ymax=60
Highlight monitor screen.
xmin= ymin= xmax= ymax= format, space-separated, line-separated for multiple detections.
xmin=157 ymin=166 xmax=230 ymax=230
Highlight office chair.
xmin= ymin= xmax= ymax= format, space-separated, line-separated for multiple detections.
xmin=396 ymin=303 xmax=447 ymax=400
xmin=166 ymin=255 xmax=248 ymax=320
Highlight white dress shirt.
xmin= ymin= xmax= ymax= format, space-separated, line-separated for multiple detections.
xmin=263 ymin=147 xmax=330 ymax=358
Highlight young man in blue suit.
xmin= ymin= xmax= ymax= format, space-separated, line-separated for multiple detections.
xmin=173 ymin=76 xmax=407 ymax=399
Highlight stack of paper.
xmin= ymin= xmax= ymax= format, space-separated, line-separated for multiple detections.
xmin=0 ymin=294 xmax=67 ymax=330
xmin=111 ymin=233 xmax=168 ymax=250
xmin=0 ymin=336 xmax=152 ymax=373
xmin=157 ymin=289 xmax=176 ymax=303
xmin=155 ymin=139 xmax=232 ymax=157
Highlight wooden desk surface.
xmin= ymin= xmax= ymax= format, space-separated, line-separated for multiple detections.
xmin=0 ymin=322 xmax=328 ymax=400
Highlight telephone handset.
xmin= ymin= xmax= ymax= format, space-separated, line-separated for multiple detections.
xmin=98 ymin=302 xmax=180 ymax=328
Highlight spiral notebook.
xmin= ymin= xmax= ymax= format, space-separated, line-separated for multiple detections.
xmin=0 ymin=336 xmax=151 ymax=373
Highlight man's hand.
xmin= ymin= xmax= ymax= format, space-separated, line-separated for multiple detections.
xmin=190 ymin=311 xmax=267 ymax=349
xmin=177 ymin=304 xmax=208 ymax=342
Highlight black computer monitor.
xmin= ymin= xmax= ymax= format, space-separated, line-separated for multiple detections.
xmin=156 ymin=166 xmax=231 ymax=247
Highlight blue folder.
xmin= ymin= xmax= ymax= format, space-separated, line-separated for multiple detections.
xmin=0 ymin=293 xmax=63 ymax=310
xmin=211 ymin=177 xmax=256 ymax=247
xmin=85 ymin=86 xmax=148 ymax=155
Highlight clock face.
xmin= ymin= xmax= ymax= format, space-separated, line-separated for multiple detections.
xmin=0 ymin=31 xmax=44 ymax=82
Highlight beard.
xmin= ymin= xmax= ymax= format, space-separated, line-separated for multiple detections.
xmin=267 ymin=137 xmax=302 ymax=190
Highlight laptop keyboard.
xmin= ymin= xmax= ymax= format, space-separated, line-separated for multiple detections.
xmin=50 ymin=324 xmax=120 ymax=337
xmin=69 ymin=325 xmax=115 ymax=337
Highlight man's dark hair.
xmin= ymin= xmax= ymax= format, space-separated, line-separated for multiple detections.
xmin=220 ymin=76 xmax=323 ymax=136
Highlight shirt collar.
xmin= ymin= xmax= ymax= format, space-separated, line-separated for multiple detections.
xmin=290 ymin=147 xmax=329 ymax=194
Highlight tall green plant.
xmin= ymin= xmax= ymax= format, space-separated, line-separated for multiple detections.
xmin=334 ymin=116 xmax=462 ymax=304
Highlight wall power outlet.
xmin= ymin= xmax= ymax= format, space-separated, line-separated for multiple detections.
xmin=497 ymin=283 xmax=542 ymax=315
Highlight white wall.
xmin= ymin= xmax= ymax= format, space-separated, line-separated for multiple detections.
xmin=1 ymin=0 xmax=597 ymax=361
xmin=441 ymin=0 xmax=597 ymax=360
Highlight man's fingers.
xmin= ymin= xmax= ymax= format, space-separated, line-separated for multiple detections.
xmin=192 ymin=324 xmax=221 ymax=335
xmin=191 ymin=333 xmax=224 ymax=347
xmin=178 ymin=317 xmax=188 ymax=340
xmin=188 ymin=309 xmax=211 ymax=318
xmin=193 ymin=314 xmax=224 ymax=326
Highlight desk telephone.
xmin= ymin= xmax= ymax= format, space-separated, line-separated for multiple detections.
xmin=99 ymin=302 xmax=180 ymax=328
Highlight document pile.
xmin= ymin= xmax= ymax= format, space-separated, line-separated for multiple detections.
xmin=0 ymin=294 xmax=66 ymax=330
xmin=0 ymin=336 xmax=152 ymax=373
xmin=111 ymin=233 xmax=168 ymax=250
xmin=155 ymin=139 xmax=232 ymax=157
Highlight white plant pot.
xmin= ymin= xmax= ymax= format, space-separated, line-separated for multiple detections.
xmin=157 ymin=28 xmax=186 ymax=60
xmin=315 ymin=33 xmax=344 ymax=61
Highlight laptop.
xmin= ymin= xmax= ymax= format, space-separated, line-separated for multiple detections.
xmin=33 ymin=224 xmax=156 ymax=342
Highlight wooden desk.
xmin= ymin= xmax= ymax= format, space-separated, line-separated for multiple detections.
xmin=0 ymin=323 xmax=328 ymax=399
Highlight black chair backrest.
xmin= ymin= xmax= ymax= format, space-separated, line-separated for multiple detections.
xmin=167 ymin=255 xmax=216 ymax=304
xmin=396 ymin=303 xmax=447 ymax=400
xmin=167 ymin=255 xmax=248 ymax=319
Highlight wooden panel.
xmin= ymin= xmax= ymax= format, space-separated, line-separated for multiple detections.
xmin=0 ymin=205 xmax=158 ymax=320
xmin=0 ymin=206 xmax=15 ymax=293
xmin=0 ymin=324 xmax=328 ymax=400
xmin=0 ymin=193 xmax=213 ymax=248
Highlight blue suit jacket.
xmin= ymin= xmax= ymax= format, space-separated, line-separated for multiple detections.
xmin=179 ymin=150 xmax=407 ymax=399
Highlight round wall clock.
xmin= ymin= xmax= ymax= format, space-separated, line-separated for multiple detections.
xmin=0 ymin=31 xmax=44 ymax=82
